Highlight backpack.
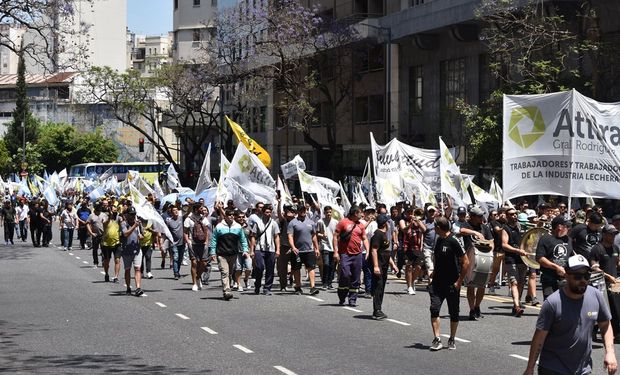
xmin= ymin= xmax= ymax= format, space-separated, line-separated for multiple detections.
xmin=192 ymin=216 xmax=207 ymax=243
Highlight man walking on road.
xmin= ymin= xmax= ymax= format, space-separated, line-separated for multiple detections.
xmin=288 ymin=205 xmax=320 ymax=295
xmin=0 ymin=199 xmax=17 ymax=245
xmin=165 ymin=206 xmax=185 ymax=280
xmin=251 ymin=204 xmax=280 ymax=295
xmin=120 ymin=207 xmax=144 ymax=296
xmin=87 ymin=203 xmax=105 ymax=269
xmin=210 ymin=209 xmax=249 ymax=300
xmin=524 ymin=255 xmax=617 ymax=375
xmin=428 ymin=216 xmax=469 ymax=351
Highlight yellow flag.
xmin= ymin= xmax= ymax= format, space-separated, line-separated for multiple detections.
xmin=225 ymin=116 xmax=271 ymax=168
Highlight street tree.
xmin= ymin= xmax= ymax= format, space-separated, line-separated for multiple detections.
xmin=457 ymin=0 xmax=606 ymax=170
xmin=0 ymin=0 xmax=92 ymax=72
xmin=212 ymin=1 xmax=359 ymax=175
xmin=81 ymin=64 xmax=225 ymax=184
xmin=5 ymin=52 xmax=39 ymax=158
xmin=36 ymin=122 xmax=118 ymax=173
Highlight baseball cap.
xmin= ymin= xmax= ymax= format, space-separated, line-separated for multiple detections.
xmin=456 ymin=206 xmax=467 ymax=216
xmin=376 ymin=214 xmax=389 ymax=227
xmin=125 ymin=206 xmax=136 ymax=215
xmin=602 ymin=224 xmax=619 ymax=235
xmin=551 ymin=215 xmax=571 ymax=229
xmin=469 ymin=206 xmax=484 ymax=217
xmin=426 ymin=205 xmax=437 ymax=213
xmin=565 ymin=254 xmax=591 ymax=272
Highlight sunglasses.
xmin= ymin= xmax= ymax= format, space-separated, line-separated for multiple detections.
xmin=568 ymin=272 xmax=590 ymax=281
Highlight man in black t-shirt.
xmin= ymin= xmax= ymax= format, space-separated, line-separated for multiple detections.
xmin=464 ymin=206 xmax=494 ymax=321
xmin=569 ymin=211 xmax=603 ymax=260
xmin=502 ymin=208 xmax=528 ymax=316
xmin=590 ymin=224 xmax=620 ymax=337
xmin=370 ymin=214 xmax=391 ymax=320
xmin=536 ymin=215 xmax=573 ymax=300
xmin=429 ymin=216 xmax=469 ymax=351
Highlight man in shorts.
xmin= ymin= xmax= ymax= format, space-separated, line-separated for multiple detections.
xmin=101 ymin=205 xmax=122 ymax=283
xmin=121 ymin=206 xmax=144 ymax=296
xmin=502 ymin=208 xmax=529 ymax=316
xmin=288 ymin=205 xmax=320 ymax=295
xmin=184 ymin=203 xmax=211 ymax=292
xmin=428 ymin=216 xmax=469 ymax=351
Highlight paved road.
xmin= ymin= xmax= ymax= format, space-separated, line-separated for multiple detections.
xmin=0 ymin=237 xmax=616 ymax=374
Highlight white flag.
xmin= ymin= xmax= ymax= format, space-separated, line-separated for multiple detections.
xmin=439 ymin=137 xmax=465 ymax=206
xmin=166 ymin=164 xmax=181 ymax=190
xmin=281 ymin=154 xmax=306 ymax=180
xmin=195 ymin=143 xmax=213 ymax=195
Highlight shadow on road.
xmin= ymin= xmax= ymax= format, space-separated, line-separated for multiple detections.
xmin=0 ymin=247 xmax=35 ymax=261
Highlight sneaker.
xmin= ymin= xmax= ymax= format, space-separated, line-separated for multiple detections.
xmin=530 ymin=296 xmax=540 ymax=306
xmin=126 ymin=287 xmax=132 ymax=295
xmin=135 ymin=288 xmax=144 ymax=297
xmin=430 ymin=337 xmax=443 ymax=351
xmin=174 ymin=274 xmax=179 ymax=280
xmin=475 ymin=306 xmax=483 ymax=319
xmin=237 ymin=285 xmax=244 ymax=292
xmin=469 ymin=310 xmax=478 ymax=321
xmin=447 ymin=337 xmax=456 ymax=350
xmin=407 ymin=286 xmax=416 ymax=295
xmin=372 ymin=310 xmax=388 ymax=320
xmin=280 ymin=286 xmax=293 ymax=292
xmin=147 ymin=272 xmax=153 ymax=279
xmin=112 ymin=277 xmax=119 ymax=283
xmin=294 ymin=287 xmax=303 ymax=295
xmin=244 ymin=279 xmax=249 ymax=289
xmin=262 ymin=289 xmax=272 ymax=295
xmin=525 ymin=295 xmax=532 ymax=304
xmin=396 ymin=270 xmax=402 ymax=279
xmin=309 ymin=287 xmax=320 ymax=295
xmin=161 ymin=260 xmax=165 ymax=269
xmin=92 ymin=265 xmax=98 ymax=269
xmin=327 ymin=284 xmax=334 ymax=290
xmin=192 ymin=284 xmax=198 ymax=292
xmin=515 ymin=306 xmax=525 ymax=317
xmin=320 ymin=284 xmax=327 ymax=291
xmin=197 ymin=279 xmax=203 ymax=290
xmin=232 ymin=281 xmax=238 ymax=289
xmin=363 ymin=292 xmax=372 ymax=299
xmin=223 ymin=292 xmax=233 ymax=301
xmin=182 ymin=260 xmax=189 ymax=266
xmin=489 ymin=285 xmax=496 ymax=294
xmin=104 ymin=274 xmax=110 ymax=282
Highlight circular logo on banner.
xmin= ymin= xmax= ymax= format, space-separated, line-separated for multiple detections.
xmin=508 ymin=106 xmax=546 ymax=148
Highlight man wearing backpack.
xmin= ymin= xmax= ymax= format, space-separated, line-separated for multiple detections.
xmin=251 ymin=204 xmax=280 ymax=295
xmin=333 ymin=205 xmax=370 ymax=307
xmin=184 ymin=203 xmax=211 ymax=292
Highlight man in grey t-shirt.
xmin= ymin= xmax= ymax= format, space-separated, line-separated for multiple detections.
xmin=524 ymin=255 xmax=617 ymax=375
xmin=287 ymin=205 xmax=319 ymax=295
xmin=165 ymin=206 xmax=185 ymax=280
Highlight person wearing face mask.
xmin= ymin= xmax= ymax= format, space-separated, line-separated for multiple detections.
xmin=524 ymin=255 xmax=617 ymax=375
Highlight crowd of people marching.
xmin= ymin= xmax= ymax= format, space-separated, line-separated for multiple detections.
xmin=1 ymin=190 xmax=619 ymax=373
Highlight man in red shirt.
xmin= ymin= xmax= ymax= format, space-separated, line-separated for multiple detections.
xmin=333 ymin=206 xmax=369 ymax=306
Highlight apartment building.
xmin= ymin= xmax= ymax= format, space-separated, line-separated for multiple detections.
xmin=128 ymin=31 xmax=174 ymax=76
xmin=173 ymin=0 xmax=218 ymax=62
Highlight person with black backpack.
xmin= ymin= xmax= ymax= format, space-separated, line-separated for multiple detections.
xmin=184 ymin=203 xmax=211 ymax=292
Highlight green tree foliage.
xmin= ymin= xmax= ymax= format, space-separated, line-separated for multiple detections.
xmin=5 ymin=53 xmax=39 ymax=158
xmin=36 ymin=123 xmax=118 ymax=173
xmin=0 ymin=140 xmax=14 ymax=176
xmin=13 ymin=143 xmax=44 ymax=176
xmin=458 ymin=0 xmax=601 ymax=169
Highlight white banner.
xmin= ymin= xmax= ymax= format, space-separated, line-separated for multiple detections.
xmin=281 ymin=154 xmax=306 ymax=180
xmin=370 ymin=132 xmax=451 ymax=194
xmin=227 ymin=143 xmax=276 ymax=204
xmin=503 ymin=90 xmax=620 ymax=200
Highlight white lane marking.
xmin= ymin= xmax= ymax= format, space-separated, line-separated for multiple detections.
xmin=306 ymin=296 xmax=324 ymax=302
xmin=274 ymin=366 xmax=297 ymax=375
xmin=510 ymin=354 xmax=529 ymax=361
xmin=100 ymin=271 xmax=106 ymax=275
xmin=233 ymin=344 xmax=254 ymax=354
xmin=441 ymin=334 xmax=471 ymax=343
xmin=75 ymin=256 xmax=81 ymax=260
xmin=175 ymin=313 xmax=190 ymax=320
xmin=68 ymin=253 xmax=74 ymax=255
xmin=200 ymin=326 xmax=218 ymax=335
xmin=342 ymin=306 xmax=363 ymax=313
xmin=155 ymin=302 xmax=167 ymax=308
xmin=386 ymin=318 xmax=411 ymax=326
xmin=82 ymin=261 xmax=88 ymax=264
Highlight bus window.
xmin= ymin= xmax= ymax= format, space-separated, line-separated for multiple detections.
xmin=70 ymin=166 xmax=85 ymax=177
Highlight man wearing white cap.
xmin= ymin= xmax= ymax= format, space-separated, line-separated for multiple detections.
xmin=524 ymin=254 xmax=617 ymax=375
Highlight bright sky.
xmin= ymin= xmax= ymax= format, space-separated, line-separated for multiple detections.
xmin=127 ymin=0 xmax=172 ymax=36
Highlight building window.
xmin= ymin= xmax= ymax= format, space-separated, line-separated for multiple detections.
xmin=212 ymin=0 xmax=218 ymax=6
xmin=355 ymin=44 xmax=384 ymax=74
xmin=409 ymin=66 xmax=423 ymax=115
xmin=440 ymin=58 xmax=466 ymax=137
xmin=355 ymin=95 xmax=384 ymax=124
xmin=174 ymin=0 xmax=178 ymax=9
xmin=194 ymin=0 xmax=201 ymax=6
xmin=193 ymin=29 xmax=201 ymax=42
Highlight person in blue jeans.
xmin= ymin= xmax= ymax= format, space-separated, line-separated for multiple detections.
xmin=165 ymin=206 xmax=185 ymax=280
xmin=59 ymin=202 xmax=78 ymax=251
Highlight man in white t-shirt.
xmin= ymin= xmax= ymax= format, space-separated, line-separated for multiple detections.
xmin=251 ymin=204 xmax=280 ymax=295
xmin=15 ymin=199 xmax=29 ymax=242
xmin=316 ymin=206 xmax=338 ymax=290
